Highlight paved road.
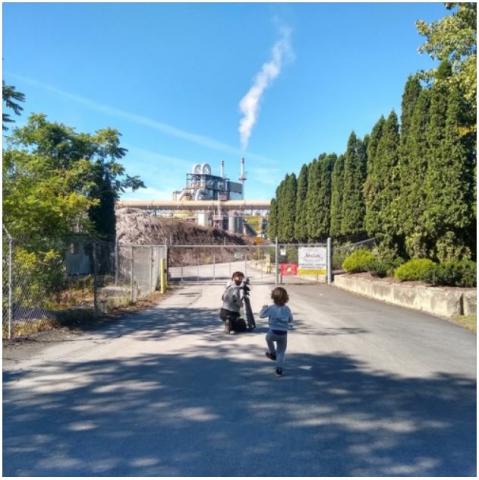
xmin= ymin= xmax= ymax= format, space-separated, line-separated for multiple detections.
xmin=3 ymin=280 xmax=476 ymax=476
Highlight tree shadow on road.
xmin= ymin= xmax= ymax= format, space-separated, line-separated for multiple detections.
xmin=4 ymin=347 xmax=476 ymax=476
xmin=62 ymin=304 xmax=370 ymax=342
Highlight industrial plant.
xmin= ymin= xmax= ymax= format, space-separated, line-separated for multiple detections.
xmin=117 ymin=158 xmax=270 ymax=237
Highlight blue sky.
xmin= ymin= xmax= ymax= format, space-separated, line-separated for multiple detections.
xmin=3 ymin=2 xmax=445 ymax=200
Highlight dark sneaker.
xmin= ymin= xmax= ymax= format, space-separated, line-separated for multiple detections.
xmin=224 ymin=319 xmax=231 ymax=334
xmin=275 ymin=368 xmax=283 ymax=376
xmin=265 ymin=352 xmax=276 ymax=361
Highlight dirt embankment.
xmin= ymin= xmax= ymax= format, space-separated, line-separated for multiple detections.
xmin=116 ymin=208 xmax=247 ymax=245
xmin=116 ymin=208 xmax=250 ymax=266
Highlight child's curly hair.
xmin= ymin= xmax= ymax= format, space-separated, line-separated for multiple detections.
xmin=271 ymin=287 xmax=289 ymax=306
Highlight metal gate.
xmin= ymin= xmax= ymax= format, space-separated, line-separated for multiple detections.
xmin=167 ymin=239 xmax=332 ymax=285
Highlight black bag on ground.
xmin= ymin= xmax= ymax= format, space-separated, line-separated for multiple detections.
xmin=230 ymin=316 xmax=248 ymax=332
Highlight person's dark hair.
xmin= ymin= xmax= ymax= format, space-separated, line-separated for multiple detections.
xmin=271 ymin=287 xmax=289 ymax=306
xmin=232 ymin=271 xmax=245 ymax=279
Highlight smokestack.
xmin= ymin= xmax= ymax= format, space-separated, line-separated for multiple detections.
xmin=239 ymin=157 xmax=246 ymax=182
xmin=239 ymin=157 xmax=246 ymax=200
xmin=220 ymin=160 xmax=224 ymax=178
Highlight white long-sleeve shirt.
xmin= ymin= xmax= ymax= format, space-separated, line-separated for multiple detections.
xmin=221 ymin=281 xmax=243 ymax=313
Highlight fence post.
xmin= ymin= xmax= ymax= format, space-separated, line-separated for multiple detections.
xmin=8 ymin=234 xmax=13 ymax=340
xmin=275 ymin=237 xmax=279 ymax=285
xmin=130 ymin=246 xmax=135 ymax=303
xmin=150 ymin=246 xmax=154 ymax=294
xmin=164 ymin=240 xmax=168 ymax=289
xmin=114 ymin=240 xmax=119 ymax=285
xmin=160 ymin=258 xmax=165 ymax=294
xmin=157 ymin=247 xmax=161 ymax=290
xmin=327 ymin=237 xmax=333 ymax=284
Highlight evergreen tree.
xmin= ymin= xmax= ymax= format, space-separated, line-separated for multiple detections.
xmin=268 ymin=198 xmax=278 ymax=240
xmin=401 ymin=89 xmax=431 ymax=258
xmin=330 ymin=154 xmax=345 ymax=238
xmin=376 ymin=111 xmax=402 ymax=254
xmin=341 ymin=133 xmax=367 ymax=238
xmin=422 ymin=66 xmax=450 ymax=257
xmin=424 ymin=82 xmax=476 ymax=261
xmin=294 ymin=163 xmax=309 ymax=242
xmin=2 ymin=82 xmax=25 ymax=130
xmin=396 ymin=77 xmax=421 ymax=246
xmin=283 ymin=173 xmax=297 ymax=241
xmin=276 ymin=174 xmax=297 ymax=242
xmin=305 ymin=157 xmax=322 ymax=241
xmin=315 ymin=154 xmax=335 ymax=239
xmin=364 ymin=116 xmax=386 ymax=236
xmin=400 ymin=76 xmax=422 ymax=140
xmin=274 ymin=179 xmax=286 ymax=240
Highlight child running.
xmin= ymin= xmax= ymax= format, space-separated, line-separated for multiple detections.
xmin=259 ymin=287 xmax=293 ymax=376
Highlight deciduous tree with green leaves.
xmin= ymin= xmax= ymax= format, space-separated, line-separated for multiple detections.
xmin=417 ymin=2 xmax=476 ymax=119
xmin=3 ymin=113 xmax=145 ymax=293
xmin=7 ymin=114 xmax=145 ymax=241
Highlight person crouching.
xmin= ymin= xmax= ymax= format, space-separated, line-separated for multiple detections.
xmin=219 ymin=271 xmax=244 ymax=334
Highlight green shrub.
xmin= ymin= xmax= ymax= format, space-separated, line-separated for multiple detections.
xmin=394 ymin=258 xmax=437 ymax=282
xmin=425 ymin=259 xmax=476 ymax=287
xmin=333 ymin=250 xmax=348 ymax=270
xmin=368 ymin=259 xmax=389 ymax=277
xmin=342 ymin=249 xmax=375 ymax=273
xmin=12 ymin=247 xmax=65 ymax=306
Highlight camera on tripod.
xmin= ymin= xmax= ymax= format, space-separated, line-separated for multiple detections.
xmin=241 ymin=277 xmax=251 ymax=296
xmin=240 ymin=277 xmax=255 ymax=330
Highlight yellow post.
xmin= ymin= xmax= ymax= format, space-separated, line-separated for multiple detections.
xmin=160 ymin=258 xmax=165 ymax=294
xmin=164 ymin=260 xmax=168 ymax=289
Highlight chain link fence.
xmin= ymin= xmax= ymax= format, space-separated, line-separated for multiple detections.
xmin=167 ymin=241 xmax=332 ymax=285
xmin=2 ymin=228 xmax=168 ymax=340
xmin=332 ymin=238 xmax=377 ymax=272
xmin=116 ymin=244 xmax=167 ymax=301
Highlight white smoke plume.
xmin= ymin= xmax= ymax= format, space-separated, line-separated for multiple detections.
xmin=238 ymin=26 xmax=293 ymax=151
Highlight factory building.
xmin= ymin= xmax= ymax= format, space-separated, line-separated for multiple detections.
xmin=170 ymin=158 xmax=266 ymax=235
xmin=173 ymin=160 xmax=244 ymax=202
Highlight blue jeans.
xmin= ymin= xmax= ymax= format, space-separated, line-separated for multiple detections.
xmin=266 ymin=330 xmax=288 ymax=368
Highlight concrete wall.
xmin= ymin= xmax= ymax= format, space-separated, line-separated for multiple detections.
xmin=334 ymin=274 xmax=476 ymax=318
xmin=98 ymin=286 xmax=132 ymax=313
